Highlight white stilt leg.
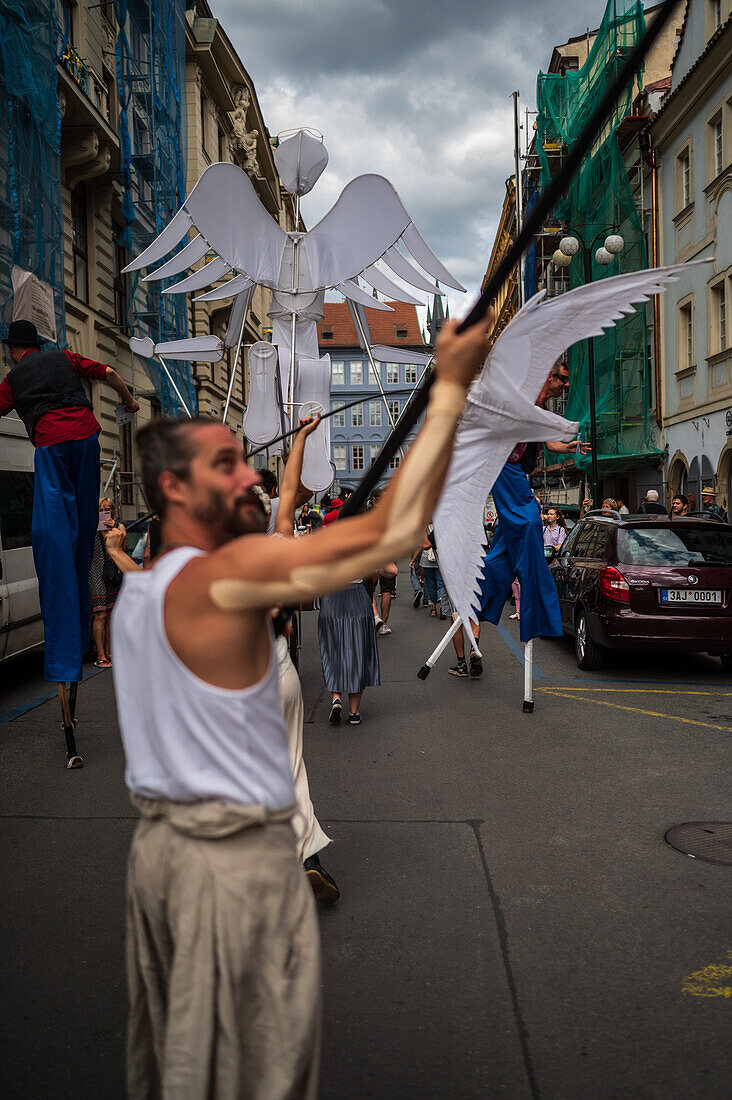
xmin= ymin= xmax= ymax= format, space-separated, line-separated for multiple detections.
xmin=523 ymin=639 xmax=534 ymax=713
xmin=417 ymin=616 xmax=463 ymax=679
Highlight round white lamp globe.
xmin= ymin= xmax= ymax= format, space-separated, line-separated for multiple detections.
xmin=552 ymin=249 xmax=572 ymax=268
xmin=559 ymin=236 xmax=580 ymax=256
xmin=595 ymin=246 xmax=614 ymax=266
xmin=604 ymin=233 xmax=624 ymax=254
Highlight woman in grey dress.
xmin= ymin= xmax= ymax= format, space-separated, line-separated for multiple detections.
xmin=318 ymin=580 xmax=380 ymax=726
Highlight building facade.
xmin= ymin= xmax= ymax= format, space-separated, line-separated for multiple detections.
xmin=652 ymin=0 xmax=732 ymax=513
xmin=317 ymin=301 xmax=428 ymax=492
xmin=0 ymin=0 xmax=290 ymax=520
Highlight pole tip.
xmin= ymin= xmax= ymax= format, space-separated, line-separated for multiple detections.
xmin=522 ymin=700 xmax=534 ymax=713
xmin=417 ymin=665 xmax=431 ymax=680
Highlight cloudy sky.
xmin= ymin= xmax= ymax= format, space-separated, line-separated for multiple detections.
xmin=214 ymin=0 xmax=620 ymax=325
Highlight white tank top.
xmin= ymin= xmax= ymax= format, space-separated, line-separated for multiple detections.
xmin=111 ymin=547 xmax=295 ymax=809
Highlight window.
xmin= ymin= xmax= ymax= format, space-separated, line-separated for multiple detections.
xmin=331 ymin=360 xmax=345 ymax=385
xmin=352 ymin=445 xmax=364 ymax=470
xmin=395 ymin=326 xmax=408 ymax=338
xmin=322 ymin=329 xmax=334 ymax=340
xmin=710 ymin=0 xmax=723 ymax=34
xmin=677 ymin=147 xmax=691 ymax=210
xmin=679 ymin=300 xmax=694 ymax=368
xmin=201 ymin=93 xmax=209 ymax=157
xmin=387 ymin=399 xmax=400 ymax=422
xmin=351 ymin=404 xmax=363 ymax=427
xmin=386 ymin=363 xmax=399 ymax=384
xmin=711 ymin=114 xmax=723 ymax=177
xmin=71 ymin=184 xmax=88 ymax=302
xmin=333 ymin=445 xmax=346 ymax=471
xmin=56 ymin=0 xmax=74 ymax=44
xmin=120 ymin=420 xmax=134 ymax=505
xmin=369 ymin=363 xmax=380 ymax=384
xmin=369 ymin=444 xmax=381 ymax=464
xmin=712 ymin=279 xmax=727 ymax=352
xmin=332 ymin=402 xmax=345 ymax=427
xmin=218 ymin=127 xmax=226 ymax=163
xmin=405 ymin=364 xmax=417 ymax=384
xmin=113 ymin=223 xmax=127 ymax=329
xmin=369 ymin=400 xmax=381 ymax=426
xmin=350 ymin=360 xmax=363 ymax=385
xmin=389 ymin=454 xmax=401 ymax=471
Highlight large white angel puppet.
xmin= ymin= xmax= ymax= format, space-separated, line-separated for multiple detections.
xmin=123 ymin=128 xmax=461 ymax=491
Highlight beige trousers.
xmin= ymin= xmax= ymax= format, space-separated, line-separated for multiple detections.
xmin=126 ymin=796 xmax=321 ymax=1100
xmin=278 ymin=649 xmax=331 ymax=862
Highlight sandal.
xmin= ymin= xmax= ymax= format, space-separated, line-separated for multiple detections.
xmin=93 ymin=659 xmax=112 ymax=668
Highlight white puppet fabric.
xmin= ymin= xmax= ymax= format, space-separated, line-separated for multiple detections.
xmin=435 ymin=262 xmax=704 ymax=638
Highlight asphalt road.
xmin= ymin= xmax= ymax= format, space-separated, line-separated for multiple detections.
xmin=1 ymin=580 xmax=731 ymax=1099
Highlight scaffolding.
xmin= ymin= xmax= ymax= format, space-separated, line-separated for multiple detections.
xmin=0 ymin=1 xmax=66 ymax=343
xmin=534 ymin=0 xmax=663 ymax=476
xmin=111 ymin=0 xmax=194 ymax=415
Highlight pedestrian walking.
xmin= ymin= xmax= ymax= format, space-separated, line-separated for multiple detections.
xmin=638 ymin=489 xmax=666 ymax=514
xmin=700 ymin=485 xmax=728 ymax=522
xmin=89 ymin=496 xmax=123 ymax=667
xmin=543 ymin=506 xmax=567 ymax=549
xmin=409 ymin=543 xmax=425 ymax=607
xmin=319 ymin=580 xmax=380 ymax=725
xmin=421 ymin=524 xmax=447 ymax=617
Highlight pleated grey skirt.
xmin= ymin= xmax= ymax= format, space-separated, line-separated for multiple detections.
xmin=318 ymin=582 xmax=381 ymax=694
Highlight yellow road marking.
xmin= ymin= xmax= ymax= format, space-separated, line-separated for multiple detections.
xmin=682 ymin=952 xmax=732 ymax=999
xmin=538 ymin=688 xmax=732 ymax=735
xmin=540 ymin=688 xmax=732 ymax=696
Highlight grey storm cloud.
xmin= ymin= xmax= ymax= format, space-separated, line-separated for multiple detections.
xmin=211 ymin=0 xmax=617 ymax=318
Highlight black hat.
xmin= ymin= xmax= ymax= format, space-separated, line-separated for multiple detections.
xmin=1 ymin=319 xmax=43 ymax=347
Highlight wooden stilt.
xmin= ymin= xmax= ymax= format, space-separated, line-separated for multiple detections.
xmin=58 ymin=682 xmax=83 ymax=768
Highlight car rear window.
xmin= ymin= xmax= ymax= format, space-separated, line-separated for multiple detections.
xmin=617 ymin=526 xmax=732 ymax=566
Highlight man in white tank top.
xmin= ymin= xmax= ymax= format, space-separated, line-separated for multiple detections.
xmin=112 ymin=313 xmax=492 ymax=1099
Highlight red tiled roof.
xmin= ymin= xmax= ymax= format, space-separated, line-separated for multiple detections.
xmin=317 ymin=301 xmax=425 ymax=349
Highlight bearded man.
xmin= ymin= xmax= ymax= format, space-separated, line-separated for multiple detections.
xmin=110 ymin=313 xmax=491 ymax=1099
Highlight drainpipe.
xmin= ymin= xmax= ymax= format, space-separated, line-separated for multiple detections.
xmin=650 ymin=144 xmax=662 ymax=429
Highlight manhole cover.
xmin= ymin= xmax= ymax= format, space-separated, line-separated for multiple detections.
xmin=665 ymin=822 xmax=732 ymax=867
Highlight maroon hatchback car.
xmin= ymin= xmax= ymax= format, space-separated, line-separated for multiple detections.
xmin=547 ymin=511 xmax=732 ymax=671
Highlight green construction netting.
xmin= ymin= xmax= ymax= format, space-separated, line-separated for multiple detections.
xmin=535 ymin=0 xmax=663 ymax=475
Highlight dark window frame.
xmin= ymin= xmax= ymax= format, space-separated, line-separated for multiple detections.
xmin=71 ymin=184 xmax=89 ymax=303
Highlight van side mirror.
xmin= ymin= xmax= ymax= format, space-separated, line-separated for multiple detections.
xmin=544 ymin=545 xmax=557 ymax=563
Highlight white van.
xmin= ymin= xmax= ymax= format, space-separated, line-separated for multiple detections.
xmin=0 ymin=413 xmax=43 ymax=661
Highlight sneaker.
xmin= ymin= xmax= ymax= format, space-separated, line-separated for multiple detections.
xmin=469 ymin=653 xmax=483 ymax=678
xmin=329 ymin=699 xmax=342 ymax=724
xmin=378 ymin=624 xmax=392 ymax=635
xmin=509 ymin=612 xmax=519 ymax=620
xmin=439 ymin=611 xmax=447 ymax=620
xmin=448 ymin=660 xmax=468 ymax=678
xmin=412 ymin=591 xmax=423 ymax=609
xmin=374 ymin=616 xmax=383 ymax=630
xmin=347 ymin=711 xmax=362 ymax=725
xmin=304 ymin=855 xmax=340 ymax=905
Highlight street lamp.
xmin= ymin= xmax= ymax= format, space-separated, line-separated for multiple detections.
xmin=552 ymin=228 xmax=625 ymax=505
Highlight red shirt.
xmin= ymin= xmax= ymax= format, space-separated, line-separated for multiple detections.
xmin=0 ymin=349 xmax=107 ymax=447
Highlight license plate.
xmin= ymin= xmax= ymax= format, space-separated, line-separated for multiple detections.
xmin=660 ymin=589 xmax=722 ymax=605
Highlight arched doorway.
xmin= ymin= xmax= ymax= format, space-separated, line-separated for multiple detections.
xmin=667 ymin=451 xmax=689 ymax=508
xmin=688 ymin=454 xmax=715 ymax=513
xmin=717 ymin=442 xmax=732 ymax=519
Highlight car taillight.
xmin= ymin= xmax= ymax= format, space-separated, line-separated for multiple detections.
xmin=598 ymin=566 xmax=630 ymax=604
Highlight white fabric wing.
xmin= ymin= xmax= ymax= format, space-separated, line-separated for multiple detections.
xmin=435 ymin=262 xmax=701 ymax=648
xmin=304 ymin=174 xmax=464 ymax=295
xmin=123 ymin=162 xmax=288 ymax=289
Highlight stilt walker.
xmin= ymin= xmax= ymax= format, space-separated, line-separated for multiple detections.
xmin=0 ymin=319 xmax=139 ymax=767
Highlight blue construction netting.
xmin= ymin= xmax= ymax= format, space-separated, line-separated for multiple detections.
xmin=0 ymin=1 xmax=66 ymax=345
xmin=112 ymin=0 xmax=195 ymax=415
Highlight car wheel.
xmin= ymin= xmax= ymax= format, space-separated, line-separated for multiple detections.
xmin=720 ymin=653 xmax=732 ymax=674
xmin=574 ymin=609 xmax=605 ymax=671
